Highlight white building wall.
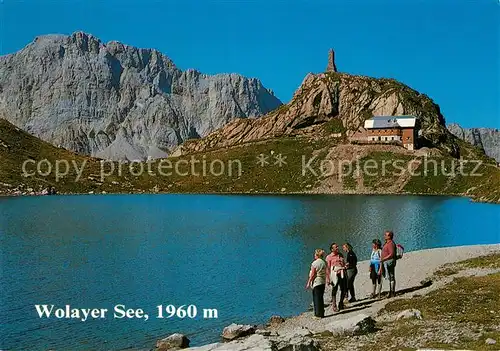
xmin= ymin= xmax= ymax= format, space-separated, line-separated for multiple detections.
xmin=367 ymin=135 xmax=401 ymax=142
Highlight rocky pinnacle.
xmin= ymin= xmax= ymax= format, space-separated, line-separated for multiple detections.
xmin=326 ymin=49 xmax=337 ymax=72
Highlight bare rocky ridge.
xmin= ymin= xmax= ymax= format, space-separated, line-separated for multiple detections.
xmin=448 ymin=123 xmax=500 ymax=162
xmin=175 ymin=70 xmax=459 ymax=156
xmin=0 ymin=32 xmax=282 ymax=160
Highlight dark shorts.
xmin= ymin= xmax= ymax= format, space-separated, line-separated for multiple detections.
xmin=331 ymin=274 xmax=347 ymax=294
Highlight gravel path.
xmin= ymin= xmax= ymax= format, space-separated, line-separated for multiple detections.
xmin=184 ymin=244 xmax=499 ymax=350
xmin=272 ymin=244 xmax=500 ymax=335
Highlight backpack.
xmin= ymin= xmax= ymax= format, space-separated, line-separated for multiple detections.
xmin=396 ymin=244 xmax=405 ymax=260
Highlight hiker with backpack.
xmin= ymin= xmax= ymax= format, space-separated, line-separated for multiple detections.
xmin=326 ymin=243 xmax=347 ymax=311
xmin=381 ymin=230 xmax=398 ymax=298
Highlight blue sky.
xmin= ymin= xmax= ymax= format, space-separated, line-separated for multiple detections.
xmin=1 ymin=0 xmax=498 ymax=128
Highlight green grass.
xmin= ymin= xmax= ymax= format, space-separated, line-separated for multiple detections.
xmin=433 ymin=266 xmax=460 ymax=277
xmin=342 ymin=163 xmax=357 ymax=191
xmin=321 ymin=262 xmax=500 ymax=351
xmin=431 ymin=254 xmax=500 ymax=294
xmin=383 ymin=271 xmax=500 ymax=328
xmin=455 ymin=253 xmax=500 ymax=270
xmin=404 ymin=156 xmax=453 ymax=193
xmin=404 ymin=154 xmax=500 ymax=202
xmin=358 ymin=152 xmax=413 ymax=190
xmin=322 ymin=118 xmax=346 ymax=135
xmin=153 ymin=136 xmax=332 ymax=193
xmin=333 ymin=254 xmax=500 ymax=351
xmin=0 ymin=119 xmax=333 ymax=194
xmin=0 ymin=119 xmax=127 ymax=194
xmin=378 ymin=272 xmax=500 ymax=350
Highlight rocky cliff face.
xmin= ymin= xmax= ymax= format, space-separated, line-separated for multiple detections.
xmin=448 ymin=123 xmax=500 ymax=162
xmin=176 ymin=71 xmax=458 ymax=156
xmin=0 ymin=32 xmax=282 ymax=160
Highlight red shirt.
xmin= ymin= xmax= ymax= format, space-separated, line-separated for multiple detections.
xmin=326 ymin=252 xmax=345 ymax=269
xmin=382 ymin=239 xmax=395 ymax=260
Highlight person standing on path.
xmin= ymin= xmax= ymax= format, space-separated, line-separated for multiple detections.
xmin=305 ymin=249 xmax=327 ymax=318
xmin=343 ymin=243 xmax=358 ymax=302
xmin=381 ymin=230 xmax=397 ymax=298
xmin=326 ymin=243 xmax=347 ymax=311
xmin=369 ymin=239 xmax=383 ymax=298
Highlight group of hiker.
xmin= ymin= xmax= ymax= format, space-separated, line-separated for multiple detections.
xmin=305 ymin=230 xmax=400 ymax=319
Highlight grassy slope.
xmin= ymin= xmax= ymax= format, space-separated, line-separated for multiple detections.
xmin=339 ymin=148 xmax=500 ymax=202
xmin=403 ymin=140 xmax=500 ymax=202
xmin=319 ymin=254 xmax=500 ymax=351
xmin=1 ymin=118 xmax=499 ymax=202
xmin=0 ymin=119 xmax=334 ymax=195
xmin=0 ymin=119 xmax=129 ymax=194
xmin=378 ymin=254 xmax=500 ymax=351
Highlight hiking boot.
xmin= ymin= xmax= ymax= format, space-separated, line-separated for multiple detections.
xmin=389 ymin=282 xmax=396 ymax=298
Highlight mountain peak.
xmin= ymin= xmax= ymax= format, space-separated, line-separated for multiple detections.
xmin=32 ymin=31 xmax=101 ymax=47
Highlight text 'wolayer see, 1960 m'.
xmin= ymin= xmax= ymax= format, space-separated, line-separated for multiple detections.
xmin=34 ymin=304 xmax=219 ymax=322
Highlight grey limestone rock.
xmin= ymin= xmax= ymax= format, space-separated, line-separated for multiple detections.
xmin=221 ymin=323 xmax=256 ymax=341
xmin=156 ymin=333 xmax=190 ymax=350
xmin=0 ymin=32 xmax=282 ymax=160
xmin=485 ymin=338 xmax=497 ymax=345
xmin=184 ymin=329 xmax=319 ymax=351
xmin=448 ymin=123 xmax=500 ymax=162
xmin=268 ymin=315 xmax=286 ymax=327
xmin=396 ymin=309 xmax=423 ymax=320
xmin=325 ymin=313 xmax=376 ymax=336
xmin=185 ymin=334 xmax=273 ymax=351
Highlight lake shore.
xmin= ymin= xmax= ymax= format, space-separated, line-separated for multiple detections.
xmin=179 ymin=244 xmax=500 ymax=350
xmin=1 ymin=190 xmax=499 ymax=205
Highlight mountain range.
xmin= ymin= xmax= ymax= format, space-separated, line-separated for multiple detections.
xmin=0 ymin=32 xmax=281 ymax=160
xmin=2 ymin=31 xmax=499 ymax=163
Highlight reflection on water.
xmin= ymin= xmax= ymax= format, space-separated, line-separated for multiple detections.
xmin=0 ymin=194 xmax=498 ymax=350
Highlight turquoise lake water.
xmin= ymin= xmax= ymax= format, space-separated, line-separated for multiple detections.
xmin=1 ymin=194 xmax=499 ymax=350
